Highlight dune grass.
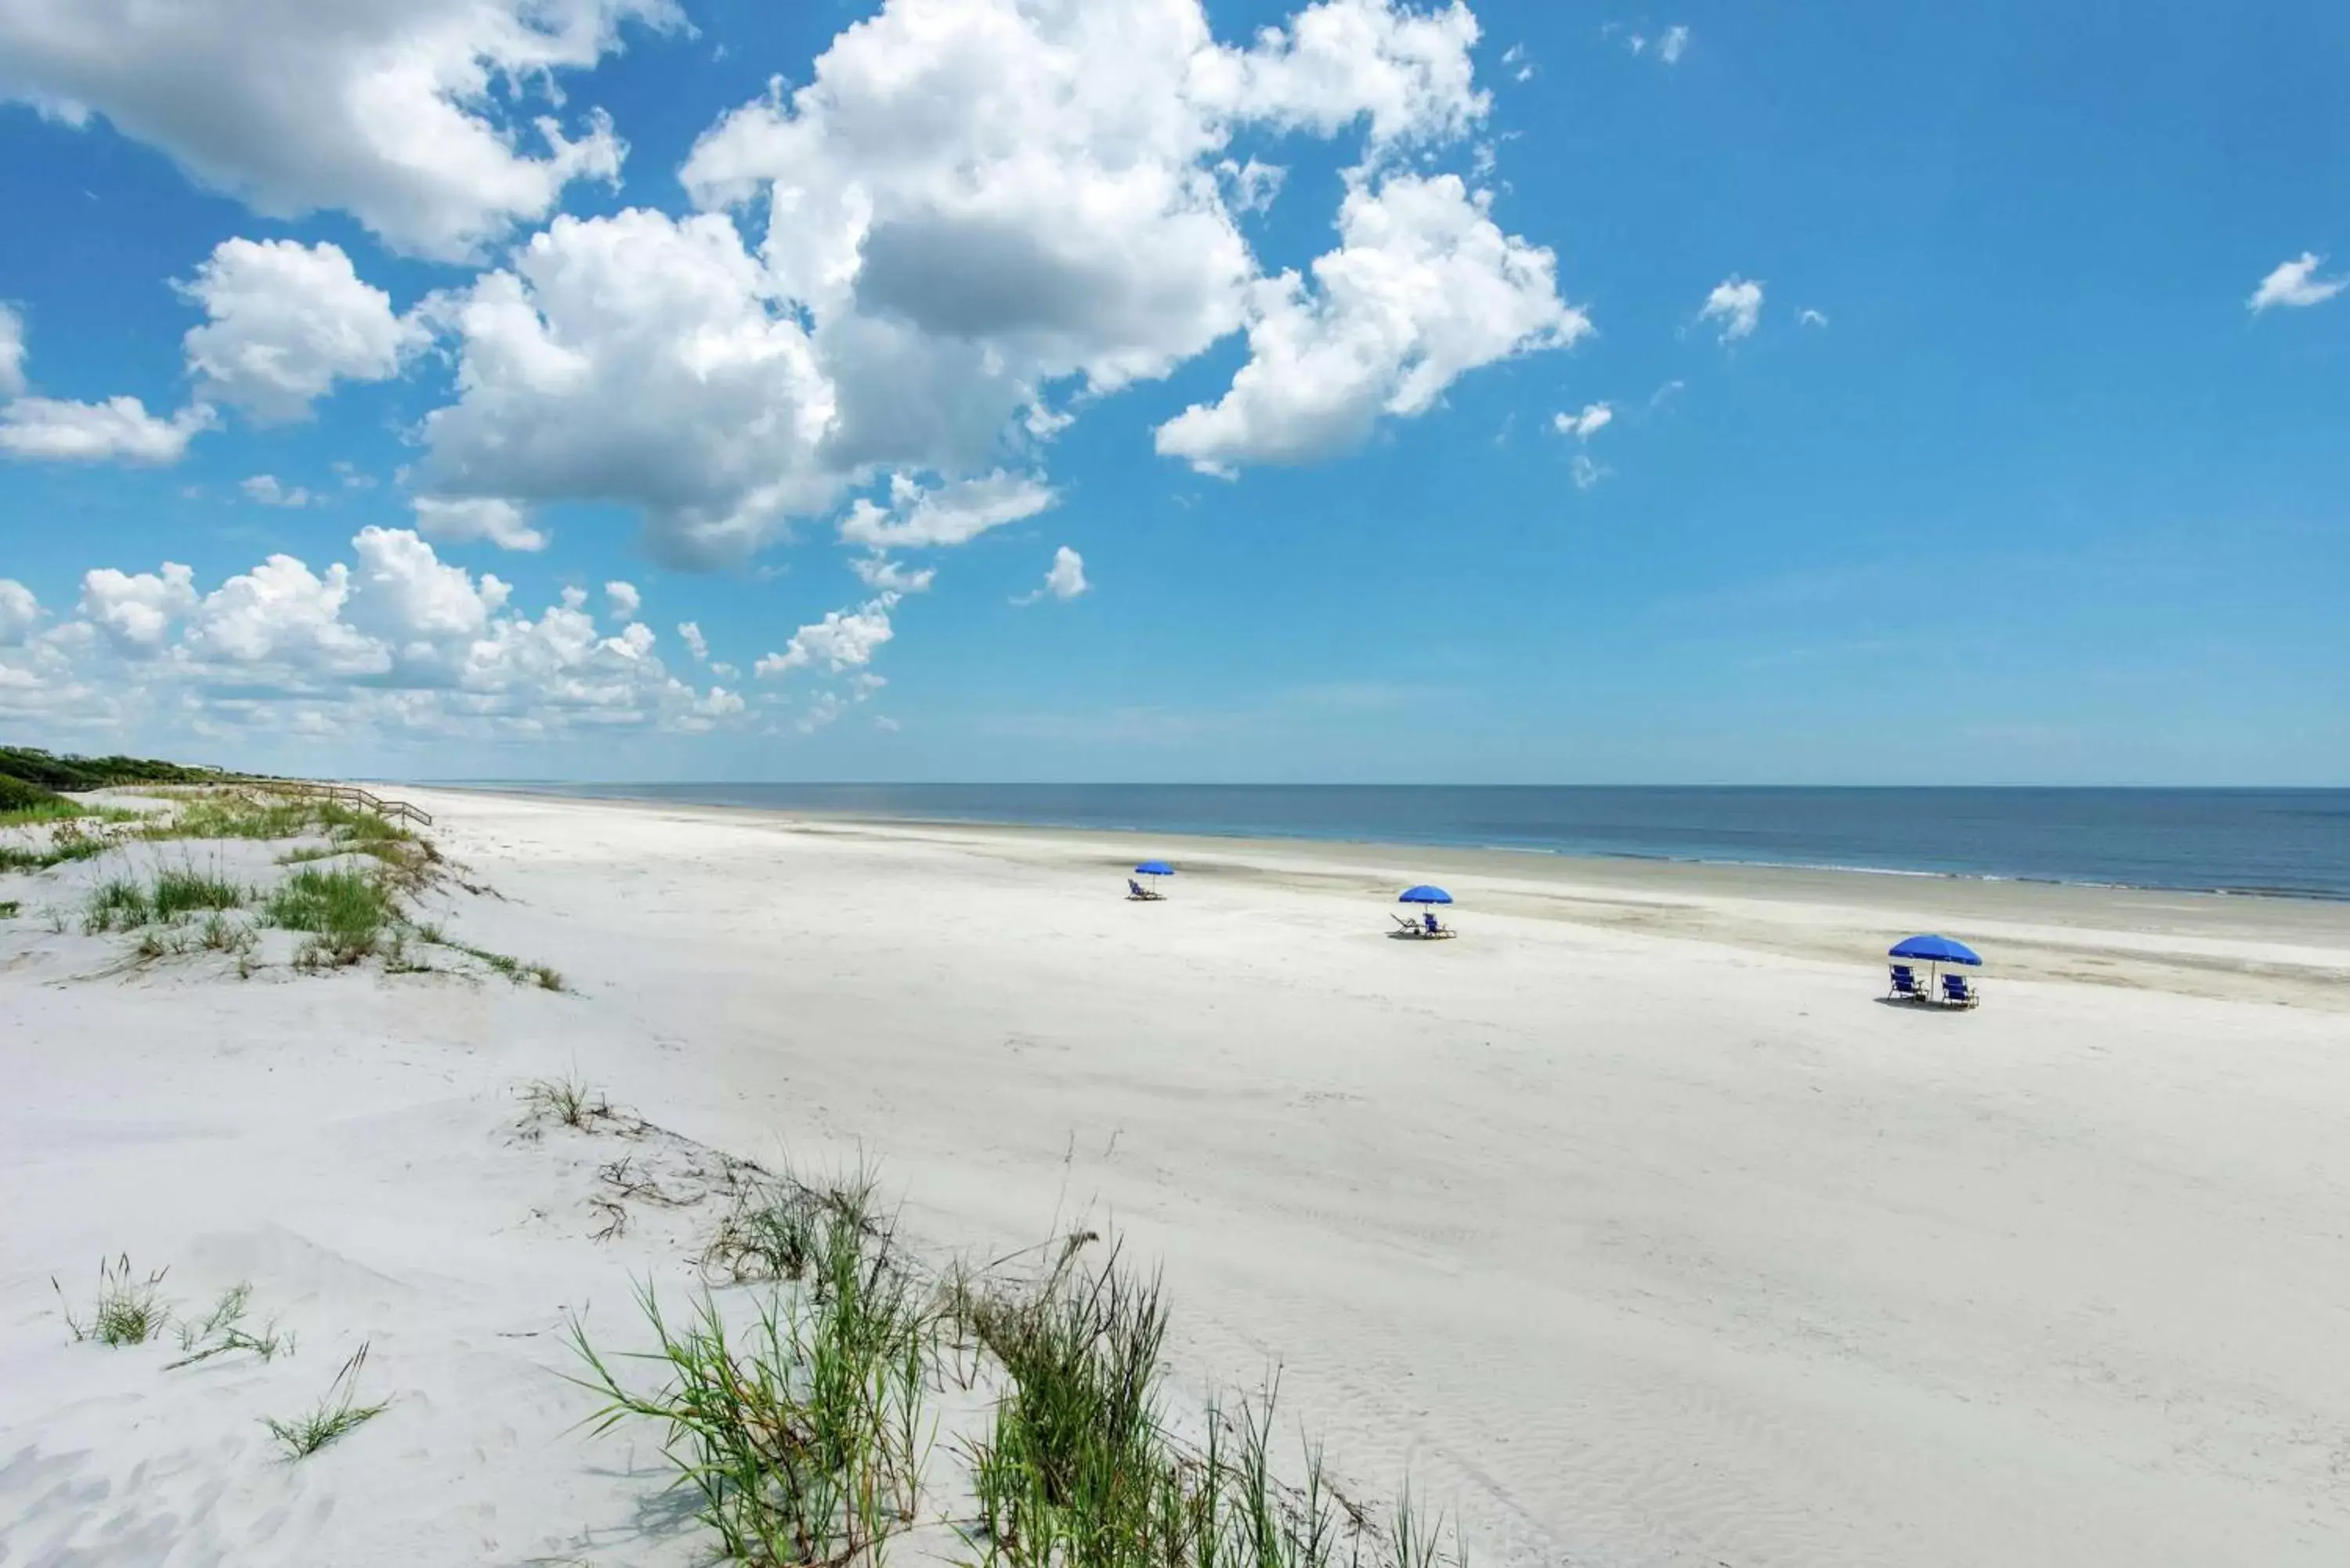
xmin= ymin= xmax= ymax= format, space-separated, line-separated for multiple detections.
xmin=704 ymin=1165 xmax=884 ymax=1288
xmin=151 ymin=865 xmax=246 ymax=919
xmin=60 ymin=821 xmax=555 ymax=988
xmin=0 ymin=796 xmax=146 ymax=829
xmin=0 ymin=900 xmax=18 ymax=919
xmin=53 ymin=1255 xmax=172 ymax=1347
xmin=447 ymin=939 xmax=563 ymax=990
xmin=264 ymin=1342 xmax=389 ymax=1460
xmin=574 ymin=1133 xmax=1465 ymax=1568
xmin=957 ymin=1251 xmax=1448 ymax=1568
xmin=12 ymin=787 xmax=465 ymax=984
xmin=146 ymin=792 xmax=429 ymax=882
xmin=570 ymin=1199 xmax=931 ymax=1566
xmin=266 ymin=865 xmax=397 ymax=962
xmin=523 ymin=1074 xmax=615 ymax=1129
xmin=2 ymin=788 xmax=415 ymax=878
xmin=1 ymin=819 xmax=121 ymax=873
xmin=152 ymin=793 xmax=335 ymax=843
xmin=168 ymin=1282 xmax=295 ymax=1368
xmin=84 ymin=876 xmax=153 ymax=934
xmin=81 ymin=864 xmax=248 ymax=934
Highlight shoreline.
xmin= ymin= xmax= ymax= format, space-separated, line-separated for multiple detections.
xmin=396 ymin=783 xmax=2350 ymax=1013
xmin=422 ymin=779 xmax=2350 ymax=905
xmin=414 ymin=779 xmax=2350 ymax=924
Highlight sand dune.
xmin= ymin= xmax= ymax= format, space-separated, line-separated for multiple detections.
xmin=5 ymin=786 xmax=2348 ymax=1566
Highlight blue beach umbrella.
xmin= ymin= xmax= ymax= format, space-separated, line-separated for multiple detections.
xmin=1398 ymin=885 xmax=1453 ymax=905
xmin=1889 ymin=934 xmax=1982 ymax=966
xmin=1135 ymin=860 xmax=1174 ymax=876
xmin=1889 ymin=933 xmax=1982 ymax=999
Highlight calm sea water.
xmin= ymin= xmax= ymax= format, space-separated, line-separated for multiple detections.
xmin=468 ymin=783 xmax=2350 ymax=900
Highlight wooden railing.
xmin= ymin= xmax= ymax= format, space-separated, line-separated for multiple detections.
xmin=252 ymin=779 xmax=434 ymax=828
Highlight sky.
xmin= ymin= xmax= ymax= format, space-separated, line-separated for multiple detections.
xmin=0 ymin=0 xmax=2345 ymax=786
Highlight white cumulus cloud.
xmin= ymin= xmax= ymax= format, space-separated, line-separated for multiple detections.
xmin=241 ymin=474 xmax=316 ymax=507
xmin=757 ymin=594 xmax=899 ymax=677
xmin=180 ymin=238 xmax=425 ymax=422
xmin=1697 ymin=275 xmax=1763 ymax=341
xmin=414 ymin=208 xmax=834 ymax=567
xmin=0 ymin=303 xmax=24 ymax=397
xmin=839 ymin=472 xmax=1058 ymax=551
xmin=1190 ymin=0 xmax=1487 ymax=147
xmin=389 ymin=0 xmax=1546 ymax=568
xmin=410 ymin=496 xmax=547 ymax=552
xmin=79 ymin=563 xmax=198 ymax=652
xmin=1553 ymin=402 xmax=1611 ymax=440
xmin=1658 ymin=25 xmax=1690 ymax=63
xmin=1016 ymin=545 xmax=1090 ymax=604
xmin=0 ymin=579 xmax=39 ymax=645
xmin=183 ymin=553 xmax=385 ymax=676
xmin=0 ymin=0 xmax=680 ymax=261
xmin=0 ymin=396 xmax=212 ymax=464
xmin=851 ymin=555 xmax=938 ymax=594
xmin=2248 ymin=252 xmax=2346 ymax=313
xmin=1156 ymin=172 xmax=1585 ymax=472
xmin=24 ymin=529 xmax=739 ymax=739
xmin=606 ymin=581 xmax=642 ymax=620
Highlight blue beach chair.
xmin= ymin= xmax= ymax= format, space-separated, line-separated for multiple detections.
xmin=1941 ymin=972 xmax=1980 ymax=1008
xmin=1887 ymin=963 xmax=1928 ymax=1001
xmin=1127 ymin=878 xmax=1164 ymax=901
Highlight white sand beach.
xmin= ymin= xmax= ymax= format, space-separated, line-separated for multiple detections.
xmin=7 ymin=786 xmax=2350 ymax=1567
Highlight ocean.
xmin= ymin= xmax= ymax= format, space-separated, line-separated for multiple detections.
xmin=468 ymin=783 xmax=2350 ymax=901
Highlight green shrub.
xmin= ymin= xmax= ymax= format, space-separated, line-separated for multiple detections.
xmin=0 ymin=774 xmax=70 ymax=815
xmin=0 ymin=745 xmax=229 ymax=792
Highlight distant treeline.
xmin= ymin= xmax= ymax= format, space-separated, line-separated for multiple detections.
xmin=0 ymin=745 xmax=237 ymax=800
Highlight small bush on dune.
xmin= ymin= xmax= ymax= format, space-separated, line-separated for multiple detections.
xmin=0 ymin=774 xmax=70 ymax=815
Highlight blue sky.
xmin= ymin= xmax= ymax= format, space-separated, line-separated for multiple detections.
xmin=1 ymin=0 xmax=2343 ymax=784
